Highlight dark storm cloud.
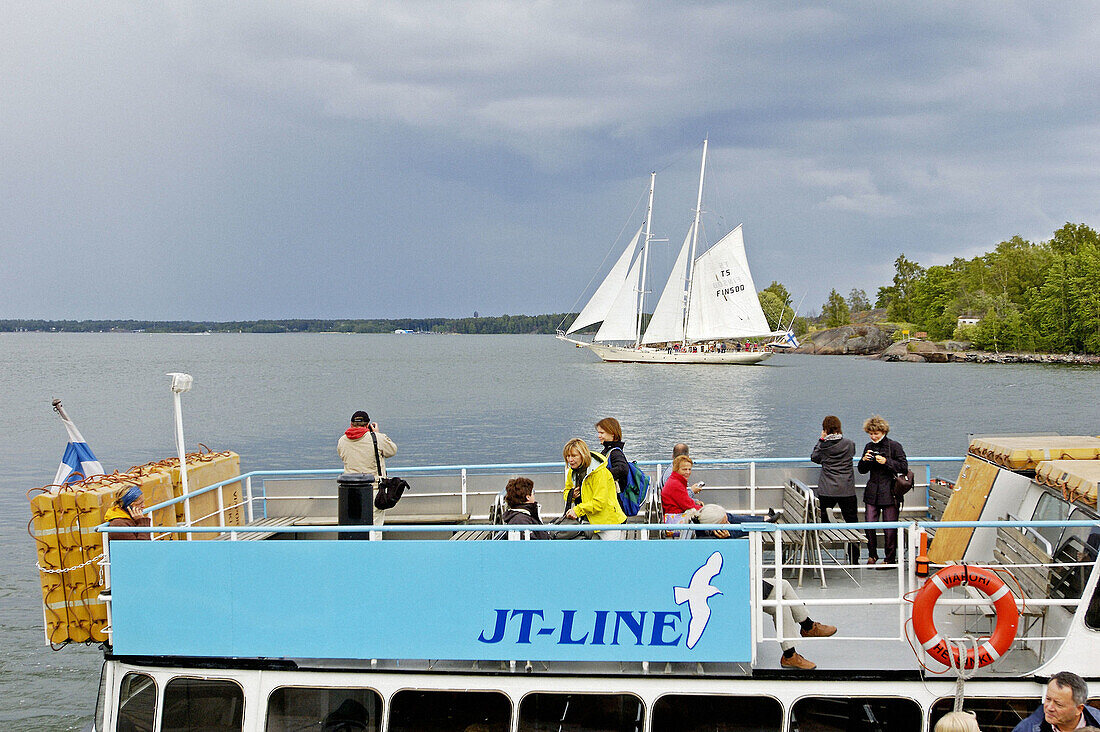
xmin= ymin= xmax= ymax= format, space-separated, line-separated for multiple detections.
xmin=2 ymin=1 xmax=1098 ymax=318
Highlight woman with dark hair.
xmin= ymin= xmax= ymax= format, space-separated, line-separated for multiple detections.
xmin=811 ymin=415 xmax=858 ymax=565
xmin=503 ymin=477 xmax=549 ymax=539
xmin=857 ymin=415 xmax=908 ymax=567
xmin=595 ymin=417 xmax=630 ymax=492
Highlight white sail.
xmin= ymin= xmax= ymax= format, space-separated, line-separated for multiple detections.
xmin=566 ymin=226 xmax=643 ymax=334
xmin=640 ymin=226 xmax=693 ymax=344
xmin=685 ymin=225 xmax=772 ymax=342
xmin=594 ymin=254 xmax=643 ymax=342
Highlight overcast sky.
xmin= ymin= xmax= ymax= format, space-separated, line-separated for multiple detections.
xmin=3 ymin=2 xmax=1098 ymax=320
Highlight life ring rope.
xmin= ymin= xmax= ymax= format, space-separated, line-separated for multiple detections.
xmin=909 ymin=564 xmax=1020 ymax=671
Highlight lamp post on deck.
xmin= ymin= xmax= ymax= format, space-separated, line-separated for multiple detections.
xmin=168 ymin=373 xmax=194 ymax=538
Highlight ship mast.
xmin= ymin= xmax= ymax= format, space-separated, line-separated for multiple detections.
xmin=635 ymin=171 xmax=656 ymax=348
xmin=683 ymin=138 xmax=707 ymax=346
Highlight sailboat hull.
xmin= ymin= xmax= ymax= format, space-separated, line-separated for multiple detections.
xmin=584 ymin=341 xmax=772 ymax=365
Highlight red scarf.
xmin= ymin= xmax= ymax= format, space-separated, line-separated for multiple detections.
xmin=344 ymin=426 xmax=369 ymax=440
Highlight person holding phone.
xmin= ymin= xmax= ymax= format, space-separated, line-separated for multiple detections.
xmin=661 ymin=455 xmax=704 ymax=516
xmin=857 ymin=415 xmax=908 ymax=567
xmin=811 ymin=415 xmax=859 ymax=565
xmin=104 ymin=486 xmax=152 ymax=541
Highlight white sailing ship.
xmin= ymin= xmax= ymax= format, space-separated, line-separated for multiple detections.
xmin=558 ymin=140 xmax=779 ymax=364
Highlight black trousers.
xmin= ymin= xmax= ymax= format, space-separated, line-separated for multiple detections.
xmin=818 ymin=494 xmax=860 ymax=565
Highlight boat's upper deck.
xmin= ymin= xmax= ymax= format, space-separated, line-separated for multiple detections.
xmin=94 ymin=455 xmax=1100 ymax=680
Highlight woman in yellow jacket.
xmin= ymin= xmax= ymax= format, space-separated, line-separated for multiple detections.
xmin=562 ymin=438 xmax=627 ymax=540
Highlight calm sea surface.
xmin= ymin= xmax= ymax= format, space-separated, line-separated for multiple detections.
xmin=1 ymin=332 xmax=1097 ymax=729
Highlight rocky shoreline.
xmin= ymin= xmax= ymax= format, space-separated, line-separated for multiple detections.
xmin=792 ymin=324 xmax=1100 ymax=365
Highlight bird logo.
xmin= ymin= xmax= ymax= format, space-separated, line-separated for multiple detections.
xmin=673 ymin=551 xmax=723 ymax=649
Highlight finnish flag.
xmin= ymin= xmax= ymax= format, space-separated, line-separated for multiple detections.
xmin=54 ymin=416 xmax=104 ymax=486
xmin=783 ymin=329 xmax=799 ymax=348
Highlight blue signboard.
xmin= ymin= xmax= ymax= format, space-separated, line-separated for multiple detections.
xmin=110 ymin=540 xmax=751 ymax=662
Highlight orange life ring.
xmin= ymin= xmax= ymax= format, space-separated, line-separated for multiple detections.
xmin=912 ymin=564 xmax=1019 ymax=669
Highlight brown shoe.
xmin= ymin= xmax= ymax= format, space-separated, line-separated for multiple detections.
xmin=866 ymin=557 xmax=877 ymax=565
xmin=780 ymin=651 xmax=816 ymax=670
xmin=800 ymin=621 xmax=837 ymax=638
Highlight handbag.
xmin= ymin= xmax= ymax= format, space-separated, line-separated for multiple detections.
xmin=550 ymin=479 xmax=590 ymax=539
xmin=549 ymin=514 xmax=590 ymax=540
xmin=893 ymin=469 xmax=915 ymax=502
xmin=370 ymin=431 xmax=409 ymax=510
xmin=375 ymin=476 xmax=410 ymax=510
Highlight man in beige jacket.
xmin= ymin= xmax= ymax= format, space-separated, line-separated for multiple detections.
xmin=338 ymin=410 xmax=397 ymax=476
xmin=338 ymin=411 xmax=398 ymax=537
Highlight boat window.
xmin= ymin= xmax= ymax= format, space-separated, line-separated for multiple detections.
xmin=929 ymin=697 xmax=1041 ymax=730
xmin=389 ymin=690 xmax=511 ymax=732
xmin=266 ymin=687 xmax=382 ymax=731
xmin=1031 ymin=492 xmax=1071 ymax=549
xmin=789 ymin=696 xmax=920 ymax=731
xmin=161 ymin=677 xmax=244 ymax=732
xmin=116 ymin=672 xmax=156 ymax=732
xmin=1047 ymin=507 xmax=1099 ymax=605
xmin=518 ymin=692 xmax=644 ymax=732
xmin=652 ymin=694 xmax=781 ymax=731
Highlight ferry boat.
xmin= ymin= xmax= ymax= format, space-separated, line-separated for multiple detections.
xmin=29 ymin=434 xmax=1100 ymax=732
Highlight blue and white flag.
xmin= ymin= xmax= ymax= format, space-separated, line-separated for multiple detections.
xmin=781 ymin=329 xmax=799 ymax=348
xmin=54 ymin=416 xmax=104 ymax=486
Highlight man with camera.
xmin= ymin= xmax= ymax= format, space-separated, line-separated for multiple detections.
xmin=338 ymin=411 xmax=399 ymax=539
xmin=338 ymin=410 xmax=398 ymax=478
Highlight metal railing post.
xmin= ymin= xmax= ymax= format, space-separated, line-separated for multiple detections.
xmin=750 ymin=529 xmax=761 ymax=665
xmin=749 ymin=461 xmax=757 ymax=514
xmin=245 ymin=475 xmax=254 ymax=524
xmin=898 ymin=524 xmax=909 ymax=639
xmin=216 ymin=484 xmax=225 ymax=527
xmin=461 ymin=468 xmax=468 ymax=515
xmin=773 ymin=526 xmax=785 ymax=648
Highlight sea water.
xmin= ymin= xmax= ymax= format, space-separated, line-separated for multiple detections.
xmin=0 ymin=332 xmax=1096 ymax=730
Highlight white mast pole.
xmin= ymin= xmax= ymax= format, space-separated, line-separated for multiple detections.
xmin=683 ymin=138 xmax=708 ymax=346
xmin=168 ymin=373 xmax=194 ymax=540
xmin=635 ymin=171 xmax=656 ymax=348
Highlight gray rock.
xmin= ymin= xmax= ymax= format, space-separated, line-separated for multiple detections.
xmin=795 ymin=325 xmax=893 ymax=355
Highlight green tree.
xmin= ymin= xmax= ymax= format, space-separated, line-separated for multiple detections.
xmin=758 ymin=281 xmax=796 ymax=331
xmin=883 ymin=254 xmax=926 ymax=322
xmin=1050 ymin=222 xmax=1099 ymax=257
xmin=847 ymin=288 xmax=870 ymax=312
xmin=821 ymin=289 xmax=850 ymax=328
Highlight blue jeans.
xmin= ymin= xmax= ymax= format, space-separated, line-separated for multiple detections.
xmin=693 ymin=513 xmax=758 ymax=539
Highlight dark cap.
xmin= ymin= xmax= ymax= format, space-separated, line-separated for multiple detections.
xmin=351 ymin=410 xmax=370 ymax=425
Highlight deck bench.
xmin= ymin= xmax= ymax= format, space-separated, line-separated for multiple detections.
xmin=217 ymin=513 xmax=473 ymax=540
xmin=992 ymin=524 xmax=1053 ymax=637
xmin=958 ymin=524 xmax=1054 ymax=652
xmin=774 ymin=479 xmax=867 ymax=587
xmin=215 ymin=516 xmax=298 ymax=541
xmin=925 ymin=478 xmax=955 ymax=536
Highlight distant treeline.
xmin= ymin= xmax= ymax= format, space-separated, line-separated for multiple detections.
xmin=0 ymin=314 xmax=578 ymax=335
xmin=7 ymin=222 xmax=1098 ymax=354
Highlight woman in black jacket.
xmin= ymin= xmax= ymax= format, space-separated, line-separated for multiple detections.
xmin=596 ymin=417 xmax=630 ymax=491
xmin=857 ymin=415 xmax=908 ymax=566
xmin=503 ymin=477 xmax=549 ymax=540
